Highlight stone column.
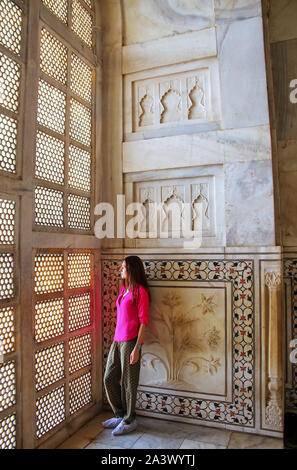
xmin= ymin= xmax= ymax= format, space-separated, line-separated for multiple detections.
xmin=264 ymin=271 xmax=284 ymax=429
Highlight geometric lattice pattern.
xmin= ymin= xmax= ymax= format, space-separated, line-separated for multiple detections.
xmin=69 ymin=333 xmax=91 ymax=374
xmin=67 ymin=253 xmax=91 ymax=288
xmin=35 ymin=131 xmax=65 ymax=185
xmin=34 ymin=186 xmax=64 ymax=227
xmin=70 ymin=99 xmax=91 ymax=147
xmin=37 ymin=80 xmax=66 ymax=135
xmin=83 ymin=0 xmax=92 ymax=8
xmin=0 ymin=52 xmax=21 ymax=113
xmin=35 ymin=343 xmax=65 ymax=391
xmin=68 ymin=145 xmax=91 ymax=192
xmin=0 ymin=113 xmax=17 ymax=174
xmin=68 ymin=194 xmax=90 ymax=230
xmin=0 ymin=413 xmax=16 ymax=449
xmin=103 ymin=258 xmax=255 ymax=427
xmin=35 ymin=298 xmax=64 ymax=342
xmin=0 ymin=0 xmax=23 ymax=55
xmin=0 ymin=360 xmax=16 ymax=412
xmin=0 ymin=253 xmax=14 ymax=300
xmin=69 ymin=293 xmax=91 ymax=332
xmin=41 ymin=0 xmax=68 ymax=24
xmin=34 ymin=253 xmax=64 ymax=295
xmin=71 ymin=0 xmax=93 ymax=49
xmin=70 ymin=53 xmax=92 ymax=103
xmin=40 ymin=28 xmax=67 ymax=85
xmin=36 ymin=385 xmax=65 ymax=439
xmin=69 ymin=370 xmax=92 ymax=415
xmin=0 ymin=307 xmax=15 ymax=355
xmin=0 ymin=198 xmax=15 ymax=245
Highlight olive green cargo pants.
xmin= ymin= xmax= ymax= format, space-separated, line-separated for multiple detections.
xmin=103 ymin=336 xmax=141 ymax=424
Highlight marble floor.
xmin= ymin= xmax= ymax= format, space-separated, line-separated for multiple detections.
xmin=57 ymin=410 xmax=284 ymax=449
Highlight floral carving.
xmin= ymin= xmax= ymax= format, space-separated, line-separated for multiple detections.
xmin=142 ymin=290 xmax=222 ymax=387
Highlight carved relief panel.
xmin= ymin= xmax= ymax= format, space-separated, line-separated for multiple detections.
xmin=124 ymin=166 xmax=225 ymax=247
xmin=125 ymin=58 xmax=221 ymax=138
xmin=139 ymin=280 xmax=232 ymax=401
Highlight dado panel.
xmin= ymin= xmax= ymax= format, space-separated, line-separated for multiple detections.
xmin=102 ymin=250 xmax=284 ymax=437
xmin=139 ymin=280 xmax=232 ymax=402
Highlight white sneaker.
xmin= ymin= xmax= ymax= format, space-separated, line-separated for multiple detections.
xmin=101 ymin=417 xmax=123 ymax=428
xmin=112 ymin=419 xmax=137 ymax=435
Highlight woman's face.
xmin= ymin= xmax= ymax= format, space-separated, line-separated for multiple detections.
xmin=120 ymin=261 xmax=127 ymax=280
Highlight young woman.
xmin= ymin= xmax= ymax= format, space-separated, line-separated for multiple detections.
xmin=102 ymin=255 xmax=150 ymax=435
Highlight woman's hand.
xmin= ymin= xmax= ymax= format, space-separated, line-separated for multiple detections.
xmin=130 ymin=347 xmax=140 ymax=365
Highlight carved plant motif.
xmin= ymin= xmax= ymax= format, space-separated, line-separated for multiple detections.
xmin=160 ymin=88 xmax=182 ymax=123
xmin=139 ymin=93 xmax=154 ymax=127
xmin=188 ymin=80 xmax=206 ymax=120
xmin=142 ymin=290 xmax=222 ymax=386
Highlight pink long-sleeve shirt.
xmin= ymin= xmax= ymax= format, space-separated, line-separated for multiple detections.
xmin=114 ymin=284 xmax=149 ymax=343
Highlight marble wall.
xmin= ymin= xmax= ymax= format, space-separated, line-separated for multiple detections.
xmin=99 ymin=0 xmax=284 ymax=437
xmin=102 ymin=251 xmax=283 ymax=437
xmin=119 ymin=0 xmax=275 ymax=248
xmin=263 ymin=0 xmax=297 ymax=415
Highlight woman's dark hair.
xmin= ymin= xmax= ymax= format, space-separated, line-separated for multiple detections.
xmin=122 ymin=255 xmax=150 ymax=305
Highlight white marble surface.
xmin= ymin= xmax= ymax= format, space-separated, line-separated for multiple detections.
xmin=228 ymin=431 xmax=283 ymax=449
xmin=122 ymin=0 xmax=215 ymax=45
xmin=123 ymin=125 xmax=272 ymax=173
xmin=122 ymin=28 xmax=217 ymax=74
xmin=225 ymin=160 xmax=275 ymax=246
xmin=215 ymin=0 xmax=262 ymax=23
xmin=217 ymin=16 xmax=270 ymax=130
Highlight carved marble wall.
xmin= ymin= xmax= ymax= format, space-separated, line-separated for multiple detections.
xmin=102 ymin=251 xmax=283 ymax=437
xmin=99 ymin=0 xmax=284 ymax=438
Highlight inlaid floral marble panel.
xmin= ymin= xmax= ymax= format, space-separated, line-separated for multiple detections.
xmin=102 ymin=258 xmax=254 ymax=427
xmin=139 ymin=281 xmax=232 ymax=400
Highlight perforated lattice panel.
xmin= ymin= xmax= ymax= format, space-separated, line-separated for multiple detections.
xmin=40 ymin=28 xmax=67 ymax=85
xmin=34 ymin=254 xmax=64 ymax=294
xmin=69 ymin=371 xmax=92 ymax=415
xmin=0 ymin=198 xmax=15 ymax=245
xmin=83 ymin=0 xmax=93 ymax=9
xmin=69 ymin=333 xmax=91 ymax=374
xmin=0 ymin=361 xmax=16 ymax=412
xmin=35 ymin=343 xmax=65 ymax=391
xmin=68 ymin=145 xmax=91 ymax=192
xmin=0 ymin=413 xmax=16 ymax=449
xmin=70 ymin=98 xmax=91 ymax=147
xmin=69 ymin=292 xmax=91 ymax=332
xmin=35 ymin=131 xmax=65 ymax=185
xmin=0 ymin=307 xmax=15 ymax=354
xmin=35 ymin=298 xmax=64 ymax=342
xmin=71 ymin=0 xmax=93 ymax=48
xmin=0 ymin=114 xmax=17 ymax=174
xmin=41 ymin=0 xmax=68 ymax=24
xmin=70 ymin=53 xmax=92 ymax=104
xmin=68 ymin=194 xmax=90 ymax=230
xmin=36 ymin=385 xmax=65 ymax=439
xmin=37 ymin=80 xmax=66 ymax=135
xmin=0 ymin=253 xmax=14 ymax=300
xmin=0 ymin=52 xmax=21 ymax=113
xmin=0 ymin=0 xmax=23 ymax=55
xmin=35 ymin=186 xmax=64 ymax=227
xmin=67 ymin=253 xmax=91 ymax=288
